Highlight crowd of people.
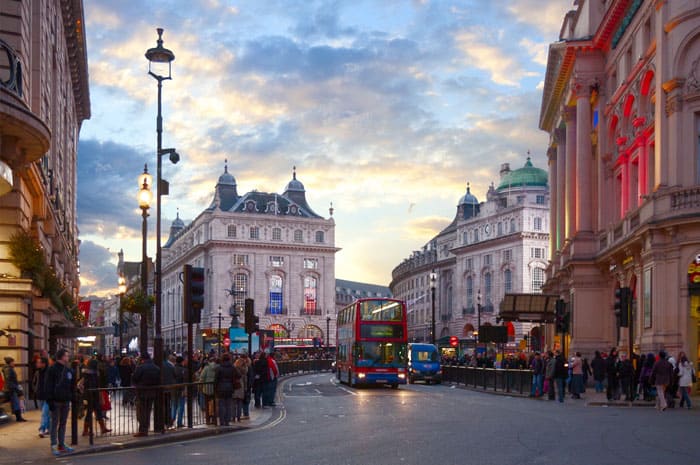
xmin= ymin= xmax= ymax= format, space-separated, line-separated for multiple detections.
xmin=1 ymin=348 xmax=285 ymax=456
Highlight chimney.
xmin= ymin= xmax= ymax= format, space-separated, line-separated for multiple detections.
xmin=500 ymin=163 xmax=511 ymax=178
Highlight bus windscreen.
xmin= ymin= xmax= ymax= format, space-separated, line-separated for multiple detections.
xmin=359 ymin=300 xmax=403 ymax=321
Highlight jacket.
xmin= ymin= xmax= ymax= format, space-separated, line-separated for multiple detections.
xmin=2 ymin=365 xmax=19 ymax=393
xmin=554 ymin=355 xmax=567 ymax=379
xmin=233 ymin=362 xmax=247 ymax=400
xmin=678 ymin=361 xmax=695 ymax=387
xmin=162 ymin=360 xmax=176 ymax=385
xmin=214 ymin=360 xmax=239 ymax=398
xmin=45 ymin=362 xmax=75 ymax=402
xmin=591 ymin=356 xmax=606 ymax=381
xmin=650 ymin=358 xmax=673 ymax=386
xmin=530 ymin=357 xmax=544 ymax=375
xmin=32 ymin=365 xmax=48 ymax=400
xmin=199 ymin=362 xmax=218 ymax=396
xmin=132 ymin=360 xmax=161 ymax=398
xmin=545 ymin=358 xmax=556 ymax=378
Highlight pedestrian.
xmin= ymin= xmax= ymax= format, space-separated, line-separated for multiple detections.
xmin=253 ymin=352 xmax=268 ymax=408
xmin=650 ymin=350 xmax=673 ymax=411
xmin=2 ymin=356 xmax=26 ymax=422
xmin=32 ymin=356 xmax=50 ymax=437
xmin=570 ymin=352 xmax=583 ymax=399
xmin=639 ymin=353 xmax=655 ymax=401
xmin=214 ymin=353 xmax=237 ymax=426
xmin=199 ymin=356 xmax=218 ymax=424
xmin=45 ymin=349 xmax=75 ymax=455
xmin=242 ymin=354 xmax=254 ymax=419
xmin=667 ymin=354 xmax=679 ymax=408
xmin=606 ymin=348 xmax=619 ymax=401
xmin=106 ymin=358 xmax=120 ymax=388
xmin=264 ymin=352 xmax=280 ymax=407
xmin=233 ymin=357 xmax=247 ymax=421
xmin=80 ymin=358 xmax=111 ymax=436
xmin=132 ymin=353 xmax=160 ymax=436
xmin=554 ymin=350 xmax=568 ymax=403
xmin=161 ymin=354 xmax=176 ymax=428
xmin=617 ymin=353 xmax=634 ymax=401
xmin=529 ymin=352 xmax=544 ymax=397
xmin=172 ymin=356 xmax=186 ymax=428
xmin=591 ymin=351 xmax=606 ymax=393
xmin=119 ymin=356 xmax=135 ymax=406
xmin=545 ymin=351 xmax=556 ymax=401
xmin=677 ymin=353 xmax=694 ymax=410
xmin=581 ymin=357 xmax=592 ymax=392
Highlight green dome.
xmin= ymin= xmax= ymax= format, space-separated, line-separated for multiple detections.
xmin=497 ymin=158 xmax=548 ymax=190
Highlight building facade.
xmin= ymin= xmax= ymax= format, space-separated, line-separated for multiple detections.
xmin=335 ymin=278 xmax=392 ymax=313
xmin=540 ymin=0 xmax=700 ymax=366
xmin=390 ymin=159 xmax=550 ymax=349
xmin=0 ymin=1 xmax=90 ymax=382
xmin=161 ymin=165 xmax=338 ymax=352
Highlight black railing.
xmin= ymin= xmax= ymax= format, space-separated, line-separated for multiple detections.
xmin=441 ymin=366 xmax=533 ymax=395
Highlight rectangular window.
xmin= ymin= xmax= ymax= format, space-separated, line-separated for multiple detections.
xmin=643 ymin=268 xmax=652 ymax=328
xmin=503 ymin=249 xmax=512 ymax=262
xmin=227 ymin=224 xmax=237 ymax=238
xmin=250 ymin=226 xmax=260 ymax=240
xmin=465 ymin=258 xmax=472 ymax=270
xmin=272 ymin=227 xmax=282 ymax=241
xmin=315 ymin=231 xmax=324 ymax=243
xmin=233 ymin=254 xmax=248 ymax=266
xmin=304 ymin=258 xmax=318 ymax=269
xmin=270 ymin=256 xmax=284 ymax=267
xmin=534 ymin=217 xmax=542 ymax=231
xmin=294 ymin=229 xmax=303 ymax=242
xmin=484 ymin=254 xmax=492 ymax=266
xmin=536 ymin=195 xmax=545 ymax=205
xmin=531 ymin=248 xmax=545 ymax=259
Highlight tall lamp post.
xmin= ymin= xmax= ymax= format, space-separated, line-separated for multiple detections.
xmin=118 ymin=275 xmax=127 ymax=355
xmin=217 ymin=306 xmax=223 ymax=357
xmin=145 ymin=28 xmax=179 ymax=374
xmin=430 ymin=270 xmax=437 ymax=345
xmin=137 ymin=164 xmax=152 ymax=357
xmin=476 ymin=289 xmax=482 ymax=344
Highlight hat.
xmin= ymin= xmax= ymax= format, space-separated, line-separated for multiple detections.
xmin=3 ymin=356 xmax=13 ymax=364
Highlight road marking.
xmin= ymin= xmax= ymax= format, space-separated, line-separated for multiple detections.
xmin=337 ymin=386 xmax=357 ymax=396
xmin=314 ymin=388 xmax=321 ymax=394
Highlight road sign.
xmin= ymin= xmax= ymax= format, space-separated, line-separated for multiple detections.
xmin=223 ymin=336 xmax=231 ymax=347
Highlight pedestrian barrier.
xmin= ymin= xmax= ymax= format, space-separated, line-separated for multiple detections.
xmin=441 ymin=365 xmax=534 ymax=395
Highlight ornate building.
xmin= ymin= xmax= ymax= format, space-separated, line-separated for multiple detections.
xmin=390 ymin=159 xmax=550 ymax=349
xmin=335 ymin=278 xmax=392 ymax=313
xmin=0 ymin=1 xmax=90 ymax=381
xmin=161 ymin=165 xmax=338 ymax=352
xmin=540 ymin=0 xmax=700 ymax=365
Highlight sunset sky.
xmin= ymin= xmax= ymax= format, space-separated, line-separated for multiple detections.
xmin=77 ymin=0 xmax=572 ymax=296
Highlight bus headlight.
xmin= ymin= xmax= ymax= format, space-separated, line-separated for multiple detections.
xmin=398 ymin=373 xmax=406 ymax=379
xmin=358 ymin=373 xmax=366 ymax=379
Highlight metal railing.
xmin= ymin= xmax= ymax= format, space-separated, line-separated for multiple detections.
xmin=441 ymin=365 xmax=533 ymax=395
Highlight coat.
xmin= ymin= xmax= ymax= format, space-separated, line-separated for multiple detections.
xmin=591 ymin=356 xmax=606 ymax=381
xmin=45 ymin=362 xmax=75 ymax=402
xmin=1 ymin=365 xmax=19 ymax=393
xmin=214 ymin=361 xmax=240 ymax=398
xmin=199 ymin=362 xmax=218 ymax=396
xmin=132 ymin=360 xmax=161 ymax=399
xmin=678 ymin=361 xmax=695 ymax=387
xmin=650 ymin=358 xmax=673 ymax=386
xmin=233 ymin=362 xmax=247 ymax=400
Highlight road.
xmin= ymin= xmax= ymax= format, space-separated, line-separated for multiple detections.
xmin=58 ymin=373 xmax=700 ymax=465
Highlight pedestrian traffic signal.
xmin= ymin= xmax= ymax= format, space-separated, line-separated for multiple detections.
xmin=555 ymin=299 xmax=569 ymax=333
xmin=244 ymin=298 xmax=259 ymax=334
xmin=183 ymin=264 xmax=205 ymax=324
xmin=614 ymin=287 xmax=630 ymax=327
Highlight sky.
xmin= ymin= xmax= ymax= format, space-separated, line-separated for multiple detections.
xmin=77 ymin=0 xmax=573 ymax=297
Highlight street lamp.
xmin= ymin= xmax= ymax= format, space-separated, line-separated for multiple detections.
xmin=138 ymin=164 xmax=152 ymax=357
xmin=476 ymin=289 xmax=482 ymax=344
xmin=430 ymin=270 xmax=437 ymax=345
xmin=145 ymin=28 xmax=178 ymax=376
xmin=118 ymin=275 xmax=127 ymax=354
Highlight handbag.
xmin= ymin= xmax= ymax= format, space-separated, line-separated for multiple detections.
xmin=100 ymin=390 xmax=112 ymax=411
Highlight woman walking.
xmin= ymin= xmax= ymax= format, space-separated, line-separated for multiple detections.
xmin=677 ymin=352 xmax=695 ymax=409
xmin=2 ymin=357 xmax=26 ymax=422
xmin=233 ymin=357 xmax=247 ymax=422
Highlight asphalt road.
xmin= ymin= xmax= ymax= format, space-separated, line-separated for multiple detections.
xmin=58 ymin=373 xmax=700 ymax=465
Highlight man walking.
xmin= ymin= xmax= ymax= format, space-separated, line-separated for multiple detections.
xmin=45 ymin=349 xmax=74 ymax=456
xmin=529 ymin=352 xmax=544 ymax=397
xmin=570 ymin=352 xmax=583 ymax=399
xmin=590 ymin=351 xmax=606 ymax=393
xmin=650 ymin=350 xmax=673 ymax=411
xmin=132 ymin=353 xmax=160 ymax=436
xmin=554 ymin=350 xmax=568 ymax=403
xmin=545 ymin=351 xmax=556 ymax=401
xmin=606 ymin=348 xmax=619 ymax=400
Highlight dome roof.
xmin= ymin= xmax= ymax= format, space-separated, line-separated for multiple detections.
xmin=459 ymin=183 xmax=479 ymax=205
xmin=171 ymin=211 xmax=185 ymax=229
xmin=217 ymin=162 xmax=236 ymax=186
xmin=497 ymin=157 xmax=547 ymax=190
xmin=284 ymin=166 xmax=305 ymax=192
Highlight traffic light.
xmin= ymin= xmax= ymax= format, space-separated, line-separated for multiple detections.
xmin=614 ymin=287 xmax=630 ymax=327
xmin=244 ymin=298 xmax=259 ymax=334
xmin=183 ymin=264 xmax=205 ymax=324
xmin=555 ymin=299 xmax=567 ymax=333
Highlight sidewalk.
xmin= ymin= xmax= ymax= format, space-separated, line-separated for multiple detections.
xmin=0 ymin=403 xmax=275 ymax=464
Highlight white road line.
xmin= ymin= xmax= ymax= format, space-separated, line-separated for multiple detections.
xmin=337 ymin=386 xmax=357 ymax=396
xmin=314 ymin=388 xmax=322 ymax=394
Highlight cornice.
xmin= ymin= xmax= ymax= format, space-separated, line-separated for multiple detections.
xmin=60 ymin=0 xmax=90 ymax=122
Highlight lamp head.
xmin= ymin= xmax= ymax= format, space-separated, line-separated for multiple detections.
xmin=145 ymin=28 xmax=175 ymax=79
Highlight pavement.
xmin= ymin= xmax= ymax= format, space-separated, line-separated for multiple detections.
xmin=0 ymin=398 xmax=277 ymax=464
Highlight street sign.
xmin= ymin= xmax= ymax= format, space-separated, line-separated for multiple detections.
xmin=223 ymin=336 xmax=231 ymax=347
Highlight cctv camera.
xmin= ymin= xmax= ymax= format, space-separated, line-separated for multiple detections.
xmin=169 ymin=151 xmax=180 ymax=164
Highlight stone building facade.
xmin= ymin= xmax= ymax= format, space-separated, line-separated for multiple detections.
xmin=540 ymin=0 xmax=700 ymax=368
xmin=390 ymin=159 xmax=550 ymax=349
xmin=0 ymin=1 xmax=90 ymax=382
xmin=161 ymin=165 xmax=338 ymax=352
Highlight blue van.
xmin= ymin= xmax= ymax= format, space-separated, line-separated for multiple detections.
xmin=407 ymin=343 xmax=441 ymax=384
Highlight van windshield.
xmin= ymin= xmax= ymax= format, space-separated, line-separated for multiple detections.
xmin=414 ymin=350 xmax=438 ymax=362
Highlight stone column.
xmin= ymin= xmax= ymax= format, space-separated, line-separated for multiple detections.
xmin=564 ymin=106 xmax=577 ymax=240
xmin=555 ymin=128 xmax=566 ymax=250
xmin=547 ymin=145 xmax=557 ymax=254
xmin=575 ymin=80 xmax=593 ymax=232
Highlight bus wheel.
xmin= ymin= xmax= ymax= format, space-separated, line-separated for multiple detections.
xmin=391 ymin=383 xmax=399 ymax=389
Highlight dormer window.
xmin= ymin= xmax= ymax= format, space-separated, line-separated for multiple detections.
xmin=267 ymin=201 xmax=277 ymax=214
xmin=245 ymin=201 xmax=256 ymax=212
xmin=289 ymin=205 xmax=298 ymax=215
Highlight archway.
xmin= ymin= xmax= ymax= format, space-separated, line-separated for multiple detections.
xmin=268 ymin=323 xmax=287 ymax=338
xmin=297 ymin=324 xmax=323 ymax=340
xmin=463 ymin=323 xmax=475 ymax=337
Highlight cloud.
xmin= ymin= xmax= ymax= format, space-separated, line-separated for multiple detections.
xmin=506 ymin=1 xmax=572 ymax=40
xmin=519 ymin=38 xmax=549 ymax=67
xmin=79 ymin=241 xmax=119 ymax=297
xmin=406 ymin=216 xmax=452 ymax=239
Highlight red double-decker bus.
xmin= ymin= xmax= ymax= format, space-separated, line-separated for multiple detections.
xmin=336 ymin=298 xmax=408 ymax=388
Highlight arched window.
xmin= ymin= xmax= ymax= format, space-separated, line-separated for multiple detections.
xmin=504 ymin=269 xmax=512 ymax=293
xmin=233 ymin=273 xmax=248 ymax=310
xmin=227 ymin=224 xmax=236 ymax=238
xmin=315 ymin=231 xmax=324 ymax=243
xmin=294 ymin=229 xmax=303 ymax=242
xmin=269 ymin=274 xmax=283 ymax=314
xmin=533 ymin=217 xmax=542 ymax=231
xmin=532 ymin=268 xmax=544 ymax=293
xmin=304 ymin=276 xmax=317 ymax=314
xmin=272 ymin=227 xmax=282 ymax=241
